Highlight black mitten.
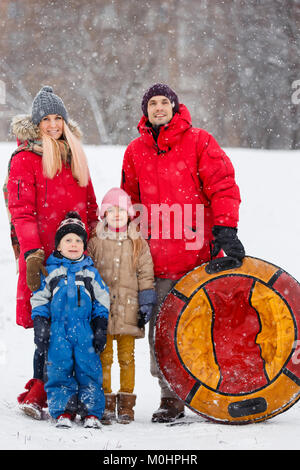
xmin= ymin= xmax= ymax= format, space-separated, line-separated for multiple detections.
xmin=211 ymin=226 xmax=245 ymax=261
xmin=91 ymin=316 xmax=108 ymax=353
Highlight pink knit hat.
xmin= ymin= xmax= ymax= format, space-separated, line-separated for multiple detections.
xmin=100 ymin=187 xmax=135 ymax=219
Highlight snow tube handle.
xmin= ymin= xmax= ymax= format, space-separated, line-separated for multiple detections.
xmin=205 ymin=256 xmax=243 ymax=274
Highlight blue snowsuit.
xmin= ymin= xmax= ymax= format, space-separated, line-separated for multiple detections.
xmin=31 ymin=253 xmax=110 ymax=419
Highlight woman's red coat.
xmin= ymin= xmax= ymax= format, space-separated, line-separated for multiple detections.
xmin=7 ymin=148 xmax=99 ymax=328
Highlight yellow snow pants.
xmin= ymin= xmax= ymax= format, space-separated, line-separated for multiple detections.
xmin=100 ymin=334 xmax=135 ymax=394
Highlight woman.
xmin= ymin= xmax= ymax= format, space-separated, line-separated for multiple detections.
xmin=5 ymin=86 xmax=99 ymax=419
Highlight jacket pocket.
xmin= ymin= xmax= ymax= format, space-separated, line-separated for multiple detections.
xmin=36 ymin=181 xmax=48 ymax=206
xmin=124 ymin=294 xmax=138 ymax=326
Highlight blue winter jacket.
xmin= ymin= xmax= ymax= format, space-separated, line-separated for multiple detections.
xmin=30 ymin=252 xmax=109 ymax=419
xmin=31 ymin=252 xmax=110 ymax=323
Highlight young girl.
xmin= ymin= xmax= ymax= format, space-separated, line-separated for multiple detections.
xmin=31 ymin=212 xmax=109 ymax=428
xmin=88 ymin=187 xmax=156 ymax=424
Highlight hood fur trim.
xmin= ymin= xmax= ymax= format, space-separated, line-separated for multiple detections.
xmin=10 ymin=114 xmax=82 ymax=141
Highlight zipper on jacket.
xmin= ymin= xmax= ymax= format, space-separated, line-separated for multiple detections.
xmin=17 ymin=179 xmax=20 ymax=200
xmin=77 ymin=285 xmax=81 ymax=307
xmin=44 ymin=180 xmax=47 ymax=204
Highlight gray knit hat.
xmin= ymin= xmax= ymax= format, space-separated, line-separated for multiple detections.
xmin=31 ymin=85 xmax=69 ymax=125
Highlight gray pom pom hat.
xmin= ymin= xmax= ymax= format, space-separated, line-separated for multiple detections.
xmin=31 ymin=85 xmax=69 ymax=125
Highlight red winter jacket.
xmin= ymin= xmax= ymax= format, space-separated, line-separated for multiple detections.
xmin=7 ymin=123 xmax=99 ymax=328
xmin=121 ymin=104 xmax=241 ymax=280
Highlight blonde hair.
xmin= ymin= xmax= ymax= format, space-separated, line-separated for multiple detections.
xmin=41 ymin=121 xmax=90 ymax=187
xmin=132 ymin=236 xmax=143 ymax=268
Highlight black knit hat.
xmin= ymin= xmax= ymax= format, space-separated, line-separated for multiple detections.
xmin=141 ymin=83 xmax=179 ymax=117
xmin=55 ymin=211 xmax=87 ymax=250
xmin=32 ymin=85 xmax=69 ymax=125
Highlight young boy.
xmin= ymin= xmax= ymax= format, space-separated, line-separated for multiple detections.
xmin=30 ymin=212 xmax=110 ymax=428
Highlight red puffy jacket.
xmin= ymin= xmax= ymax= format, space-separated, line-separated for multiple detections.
xmin=121 ymin=104 xmax=241 ymax=280
xmin=7 ymin=134 xmax=99 ymax=329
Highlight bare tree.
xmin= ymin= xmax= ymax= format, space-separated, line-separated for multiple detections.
xmin=0 ymin=0 xmax=299 ymax=148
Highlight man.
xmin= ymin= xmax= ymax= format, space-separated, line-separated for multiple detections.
xmin=121 ymin=83 xmax=245 ymax=423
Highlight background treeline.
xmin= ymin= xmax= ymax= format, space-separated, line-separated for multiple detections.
xmin=0 ymin=0 xmax=299 ymax=148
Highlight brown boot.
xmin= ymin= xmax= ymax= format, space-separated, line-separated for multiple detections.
xmin=152 ymin=397 xmax=185 ymax=423
xmin=101 ymin=393 xmax=116 ymax=425
xmin=117 ymin=392 xmax=136 ymax=424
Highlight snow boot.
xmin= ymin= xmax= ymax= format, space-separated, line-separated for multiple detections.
xmin=101 ymin=393 xmax=116 ymax=425
xmin=56 ymin=413 xmax=75 ymax=428
xmin=83 ymin=415 xmax=102 ymax=429
xmin=18 ymin=378 xmax=47 ymax=420
xmin=151 ymin=397 xmax=185 ymax=423
xmin=117 ymin=392 xmax=136 ymax=424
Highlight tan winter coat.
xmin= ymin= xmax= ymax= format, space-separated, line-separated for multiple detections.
xmin=87 ymin=221 xmax=155 ymax=338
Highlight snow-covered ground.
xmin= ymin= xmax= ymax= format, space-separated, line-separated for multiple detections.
xmin=0 ymin=143 xmax=299 ymax=451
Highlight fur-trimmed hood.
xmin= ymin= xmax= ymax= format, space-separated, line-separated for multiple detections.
xmin=10 ymin=114 xmax=82 ymax=142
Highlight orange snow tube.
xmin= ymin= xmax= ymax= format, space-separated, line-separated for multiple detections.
xmin=154 ymin=256 xmax=300 ymax=424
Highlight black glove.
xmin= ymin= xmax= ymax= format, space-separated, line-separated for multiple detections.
xmin=91 ymin=316 xmax=108 ymax=353
xmin=137 ymin=304 xmax=154 ymax=328
xmin=33 ymin=316 xmax=51 ymax=350
xmin=211 ymin=226 xmax=245 ymax=261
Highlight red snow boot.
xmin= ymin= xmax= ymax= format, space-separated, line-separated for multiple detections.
xmin=83 ymin=415 xmax=102 ymax=429
xmin=17 ymin=378 xmax=47 ymax=420
xmin=56 ymin=413 xmax=76 ymax=428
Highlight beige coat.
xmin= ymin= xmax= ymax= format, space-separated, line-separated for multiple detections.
xmin=87 ymin=222 xmax=155 ymax=338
